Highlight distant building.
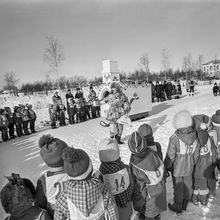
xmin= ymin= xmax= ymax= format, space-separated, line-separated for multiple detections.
xmin=202 ymin=60 xmax=220 ymax=78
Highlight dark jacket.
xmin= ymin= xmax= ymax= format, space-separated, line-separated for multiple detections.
xmin=194 ymin=130 xmax=217 ymax=179
xmin=130 ymin=149 xmax=167 ymax=218
xmin=164 ymin=127 xmax=200 ymax=177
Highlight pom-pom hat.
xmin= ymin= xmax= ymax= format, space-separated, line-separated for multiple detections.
xmin=62 ymin=147 xmax=92 ymax=180
xmin=192 ymin=114 xmax=212 ymax=131
xmin=38 ymin=135 xmax=68 ymax=167
xmin=173 ymin=110 xmax=193 ymax=129
xmin=0 ymin=173 xmax=34 ymax=216
xmin=128 ymin=131 xmax=147 ymax=154
xmin=98 ymin=138 xmax=120 ymax=162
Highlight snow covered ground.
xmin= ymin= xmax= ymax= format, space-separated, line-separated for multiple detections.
xmin=1 ymin=83 xmax=220 ymax=219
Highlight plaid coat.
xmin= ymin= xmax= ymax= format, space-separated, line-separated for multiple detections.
xmin=54 ymin=177 xmax=119 ymax=220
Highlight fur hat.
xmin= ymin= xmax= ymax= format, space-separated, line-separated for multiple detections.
xmin=212 ymin=110 xmax=220 ymax=125
xmin=138 ymin=124 xmax=153 ymax=138
xmin=192 ymin=114 xmax=212 ymax=131
xmin=128 ymin=131 xmax=147 ymax=154
xmin=173 ymin=110 xmax=192 ymax=129
xmin=62 ymin=147 xmax=92 ymax=180
xmin=98 ymin=138 xmax=120 ymax=162
xmin=39 ymin=135 xmax=68 ymax=167
xmin=0 ymin=173 xmax=34 ymax=216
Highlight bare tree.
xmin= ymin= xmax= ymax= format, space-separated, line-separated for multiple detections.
xmin=44 ymin=35 xmax=65 ymax=89
xmin=182 ymin=53 xmax=193 ymax=79
xmin=139 ymin=53 xmax=150 ymax=82
xmin=161 ymin=49 xmax=170 ymax=80
xmin=4 ymin=71 xmax=19 ymax=95
xmin=197 ymin=54 xmax=204 ymax=80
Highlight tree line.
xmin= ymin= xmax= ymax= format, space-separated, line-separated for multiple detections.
xmin=1 ymin=35 xmax=217 ymax=95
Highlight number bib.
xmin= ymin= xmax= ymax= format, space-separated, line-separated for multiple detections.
xmin=103 ymin=168 xmax=130 ymax=195
xmin=45 ymin=172 xmax=69 ymax=205
xmin=200 ymin=138 xmax=212 ymax=156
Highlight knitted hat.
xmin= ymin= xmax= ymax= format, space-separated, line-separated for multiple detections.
xmin=0 ymin=174 xmax=34 ymax=216
xmin=39 ymin=135 xmax=68 ymax=167
xmin=98 ymin=138 xmax=120 ymax=162
xmin=192 ymin=114 xmax=211 ymax=131
xmin=128 ymin=131 xmax=147 ymax=154
xmin=212 ymin=110 xmax=220 ymax=125
xmin=138 ymin=124 xmax=153 ymax=138
xmin=173 ymin=110 xmax=192 ymax=129
xmin=62 ymin=147 xmax=92 ymax=180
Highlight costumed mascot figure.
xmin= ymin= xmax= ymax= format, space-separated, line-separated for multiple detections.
xmin=102 ymin=82 xmax=136 ymax=144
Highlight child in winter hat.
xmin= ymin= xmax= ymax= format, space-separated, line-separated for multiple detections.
xmin=54 ymin=147 xmax=119 ymax=220
xmin=98 ymin=138 xmax=133 ymax=220
xmin=164 ymin=110 xmax=200 ymax=214
xmin=128 ymin=131 xmax=167 ymax=220
xmin=192 ymin=114 xmax=218 ymax=203
xmin=138 ymin=123 xmax=163 ymax=160
xmin=35 ymin=135 xmax=70 ymax=217
xmin=1 ymin=173 xmax=51 ymax=220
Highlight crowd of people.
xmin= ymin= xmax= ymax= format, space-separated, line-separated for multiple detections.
xmin=48 ymin=86 xmax=101 ymax=129
xmin=1 ymin=108 xmax=220 ymax=220
xmin=0 ymin=104 xmax=37 ymax=142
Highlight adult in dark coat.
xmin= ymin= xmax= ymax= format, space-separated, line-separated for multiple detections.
xmin=155 ymin=81 xmax=162 ymax=102
xmin=213 ymin=82 xmax=219 ymax=96
xmin=65 ymin=89 xmax=74 ymax=122
xmin=75 ymin=88 xmax=84 ymax=99
xmin=166 ymin=81 xmax=173 ymax=100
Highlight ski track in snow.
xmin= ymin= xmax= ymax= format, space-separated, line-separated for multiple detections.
xmin=1 ymin=84 xmax=220 ymax=219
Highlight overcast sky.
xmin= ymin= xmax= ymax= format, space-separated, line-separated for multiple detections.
xmin=0 ymin=0 xmax=220 ymax=87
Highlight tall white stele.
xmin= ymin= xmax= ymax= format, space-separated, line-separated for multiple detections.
xmin=101 ymin=60 xmax=120 ymax=84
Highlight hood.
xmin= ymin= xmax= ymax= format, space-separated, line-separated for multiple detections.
xmin=196 ymin=129 xmax=209 ymax=148
xmin=175 ymin=127 xmax=197 ymax=145
xmin=65 ymin=177 xmax=102 ymax=217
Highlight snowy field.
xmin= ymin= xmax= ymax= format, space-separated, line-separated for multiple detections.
xmin=1 ymin=83 xmax=220 ymax=219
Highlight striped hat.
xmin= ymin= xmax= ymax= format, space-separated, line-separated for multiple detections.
xmin=128 ymin=131 xmax=147 ymax=154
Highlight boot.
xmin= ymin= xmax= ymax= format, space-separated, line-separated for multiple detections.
xmin=115 ymin=134 xmax=124 ymax=144
xmin=182 ymin=199 xmax=189 ymax=211
xmin=191 ymin=194 xmax=199 ymax=206
xmin=200 ymin=194 xmax=208 ymax=206
xmin=168 ymin=203 xmax=182 ymax=215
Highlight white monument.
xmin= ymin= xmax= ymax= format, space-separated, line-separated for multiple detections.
xmin=101 ymin=60 xmax=120 ymax=84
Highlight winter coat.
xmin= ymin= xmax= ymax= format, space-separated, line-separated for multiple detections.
xmin=194 ymin=130 xmax=217 ymax=179
xmin=13 ymin=112 xmax=22 ymax=124
xmin=65 ymin=93 xmax=74 ymax=113
xmin=35 ymin=168 xmax=70 ymax=217
xmin=21 ymin=109 xmax=30 ymax=122
xmin=54 ymin=177 xmax=119 ymax=220
xmin=213 ymin=85 xmax=219 ymax=94
xmin=164 ymin=128 xmax=200 ymax=177
xmin=48 ymin=108 xmax=57 ymax=122
xmin=130 ymin=149 xmax=167 ymax=218
xmin=75 ymin=92 xmax=84 ymax=99
xmin=5 ymin=206 xmax=51 ymax=220
xmin=0 ymin=114 xmax=9 ymax=127
xmin=28 ymin=109 xmax=37 ymax=121
xmin=166 ymin=82 xmax=173 ymax=97
xmin=52 ymin=95 xmax=62 ymax=110
xmin=6 ymin=112 xmax=14 ymax=125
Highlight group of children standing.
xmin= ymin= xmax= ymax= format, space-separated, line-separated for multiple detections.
xmin=0 ymin=104 xmax=37 ymax=142
xmin=1 ymin=108 xmax=220 ymax=220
